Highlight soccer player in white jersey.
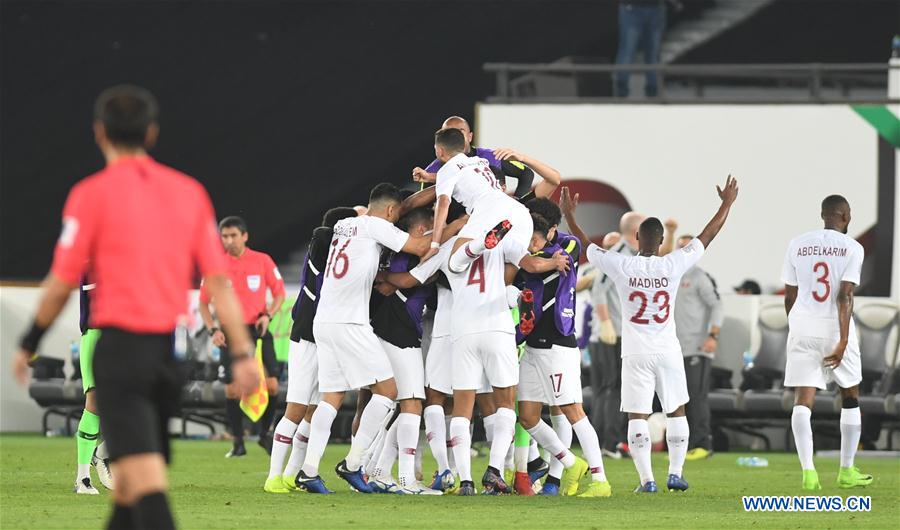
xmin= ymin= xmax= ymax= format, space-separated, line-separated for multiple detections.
xmin=567 ymin=177 xmax=739 ymax=493
xmin=781 ymin=194 xmax=872 ymax=491
xmin=294 ymin=183 xmax=432 ymax=494
xmin=424 ymin=127 xmax=534 ymax=274
xmin=381 ymin=229 xmax=569 ymax=494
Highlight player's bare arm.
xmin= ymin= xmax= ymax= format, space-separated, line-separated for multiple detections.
xmin=696 ymin=175 xmax=739 ymax=249
xmin=412 ymin=167 xmax=436 ymax=184
xmin=398 ymin=186 xmax=436 ymax=217
xmin=519 ymin=251 xmax=571 ymax=275
xmin=378 ymin=270 xmax=423 ymax=290
xmin=559 ymin=186 xmax=600 ymax=251
xmin=424 ymin=194 xmax=452 ymax=261
xmin=825 ymin=280 xmax=855 ymax=369
xmin=494 ymin=147 xmax=562 ymax=198
xmin=441 ymin=214 xmax=469 ymax=243
xmin=401 ymin=234 xmax=433 ymax=257
xmin=660 ymin=218 xmax=679 ymax=256
xmin=13 ymin=273 xmax=77 ymax=385
xmin=203 ymin=273 xmax=260 ymax=395
xmin=784 ymin=284 xmax=798 ymax=316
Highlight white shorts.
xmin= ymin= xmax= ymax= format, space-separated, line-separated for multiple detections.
xmin=518 ymin=345 xmax=583 ymax=406
xmin=785 ymin=335 xmax=862 ymax=390
xmin=425 ymin=335 xmax=453 ymax=395
xmin=379 ymin=339 xmax=425 ymax=400
xmin=313 ymin=321 xmax=394 ymax=393
xmin=459 ymin=198 xmax=533 ymax=249
xmin=452 ymin=331 xmax=519 ymax=390
xmin=621 ymin=353 xmax=689 ymax=414
xmin=286 ymin=339 xmax=320 ymax=405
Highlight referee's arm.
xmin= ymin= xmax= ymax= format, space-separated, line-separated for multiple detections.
xmin=14 ymin=273 xmax=78 ymax=383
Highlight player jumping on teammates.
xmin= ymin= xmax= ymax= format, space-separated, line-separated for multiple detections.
xmin=566 ymin=177 xmax=739 ymax=493
xmin=781 ymin=195 xmax=873 ymax=491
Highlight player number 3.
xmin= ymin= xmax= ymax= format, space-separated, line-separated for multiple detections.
xmin=812 ymin=261 xmax=830 ymax=302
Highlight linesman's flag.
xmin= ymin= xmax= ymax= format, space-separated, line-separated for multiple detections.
xmin=239 ymin=340 xmax=269 ymax=422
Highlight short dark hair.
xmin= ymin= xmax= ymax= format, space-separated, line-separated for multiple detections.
xmin=369 ymin=182 xmax=403 ymax=206
xmin=821 ymin=194 xmax=849 ymax=216
xmin=398 ymin=207 xmax=434 ymax=232
xmin=218 ymin=216 xmax=247 ymax=233
xmin=434 ymin=127 xmax=466 ymax=154
xmin=531 ymin=213 xmax=552 ymax=239
xmin=93 ymin=85 xmax=159 ymax=149
xmin=322 ymin=207 xmax=357 ymax=228
xmin=638 ymin=217 xmax=664 ymax=243
xmin=526 ymin=197 xmax=562 ymax=227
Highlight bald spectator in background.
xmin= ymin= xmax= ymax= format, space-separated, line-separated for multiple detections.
xmin=674 ymin=234 xmax=724 ymax=460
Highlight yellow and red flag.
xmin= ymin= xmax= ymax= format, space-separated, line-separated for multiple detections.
xmin=239 ymin=340 xmax=269 ymax=422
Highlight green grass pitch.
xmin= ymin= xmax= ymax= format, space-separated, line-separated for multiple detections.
xmin=1 ymin=435 xmax=898 ymax=529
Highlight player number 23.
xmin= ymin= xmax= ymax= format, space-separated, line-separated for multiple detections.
xmin=628 ymin=290 xmax=671 ymax=324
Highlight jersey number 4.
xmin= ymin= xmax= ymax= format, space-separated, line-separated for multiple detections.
xmin=629 ymin=291 xmax=671 ymax=324
xmin=467 ymin=255 xmax=486 ymax=293
xmin=326 ymin=239 xmax=351 ymax=279
xmin=812 ymin=261 xmax=830 ymax=302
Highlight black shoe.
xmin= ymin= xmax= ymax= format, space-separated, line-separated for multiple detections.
xmin=258 ymin=434 xmax=273 ymax=455
xmin=481 ymin=466 xmax=512 ymax=495
xmin=226 ymin=441 xmax=247 ymax=458
xmin=457 ymin=480 xmax=477 ymax=496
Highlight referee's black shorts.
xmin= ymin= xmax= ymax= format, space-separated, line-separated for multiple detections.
xmin=93 ymin=328 xmax=184 ymax=463
xmin=219 ymin=324 xmax=279 ymax=384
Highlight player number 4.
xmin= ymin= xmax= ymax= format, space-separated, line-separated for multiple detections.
xmin=467 ymin=255 xmax=485 ymax=293
xmin=629 ymin=290 xmax=671 ymax=324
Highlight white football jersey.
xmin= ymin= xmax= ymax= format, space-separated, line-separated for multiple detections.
xmin=587 ymin=238 xmax=705 ymax=356
xmin=436 ymin=153 xmax=505 ymax=214
xmin=315 ymin=215 xmax=409 ymax=325
xmin=781 ymin=228 xmax=864 ymax=338
xmin=411 ymin=236 xmax=527 ymax=338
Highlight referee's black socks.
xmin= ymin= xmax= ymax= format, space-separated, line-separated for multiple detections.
xmin=259 ymin=393 xmax=279 ymax=435
xmin=106 ymin=504 xmax=133 ymax=530
xmin=225 ymin=399 xmax=244 ymax=444
xmin=134 ymin=492 xmax=175 ymax=530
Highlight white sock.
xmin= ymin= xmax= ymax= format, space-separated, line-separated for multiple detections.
xmin=346 ymin=394 xmax=395 ymax=471
xmin=283 ymin=419 xmax=310 ymax=478
xmin=489 ymin=408 xmax=517 ymax=472
xmin=372 ymin=420 xmax=399 ymax=480
xmin=514 ymin=444 xmax=529 ymax=473
xmin=505 ymin=442 xmax=515 ymax=471
xmin=549 ymin=414 xmax=571 ymax=479
xmin=791 ymin=405 xmax=815 ymax=471
xmin=268 ymin=417 xmax=298 ymax=479
xmin=526 ymin=420 xmax=576 ymax=468
xmin=528 ymin=437 xmax=540 ymax=462
xmin=572 ymin=417 xmax=606 ymax=482
xmin=301 ymin=402 xmax=338 ymax=477
xmin=415 ymin=431 xmax=425 ymax=479
xmin=362 ymin=421 xmax=387 ymax=476
xmin=666 ymin=416 xmax=689 ymax=477
xmin=424 ymin=405 xmax=450 ymax=472
xmin=628 ymin=419 xmax=654 ymax=485
xmin=483 ymin=413 xmax=496 ymax=445
xmin=450 ymin=417 xmax=472 ymax=482
xmin=840 ymin=407 xmax=862 ymax=468
xmin=446 ymin=416 xmax=456 ymax=474
xmin=95 ymin=441 xmax=108 ymax=460
xmin=397 ymin=413 xmax=420 ymax=487
xmin=448 ymin=241 xmax=486 ymax=273
xmin=77 ymin=463 xmax=90 ymax=481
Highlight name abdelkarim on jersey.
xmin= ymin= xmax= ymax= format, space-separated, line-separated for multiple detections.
xmin=587 ymin=238 xmax=705 ymax=356
xmin=781 ymin=229 xmax=864 ymax=338
xmin=314 ymin=216 xmax=409 ymax=325
xmin=435 ymin=153 xmax=505 ymax=214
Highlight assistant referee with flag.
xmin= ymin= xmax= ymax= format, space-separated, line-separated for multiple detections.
xmin=13 ymin=85 xmax=259 ymax=530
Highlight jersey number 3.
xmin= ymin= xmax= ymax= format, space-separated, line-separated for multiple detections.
xmin=812 ymin=261 xmax=830 ymax=302
xmin=326 ymin=239 xmax=351 ymax=279
xmin=629 ymin=291 xmax=671 ymax=324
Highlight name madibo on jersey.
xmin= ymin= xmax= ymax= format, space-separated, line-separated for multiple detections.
xmin=314 ymin=215 xmax=410 ymax=325
xmin=411 ymin=236 xmax=527 ymax=339
xmin=781 ymin=228 xmax=864 ymax=338
xmin=587 ymin=238 xmax=706 ymax=356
